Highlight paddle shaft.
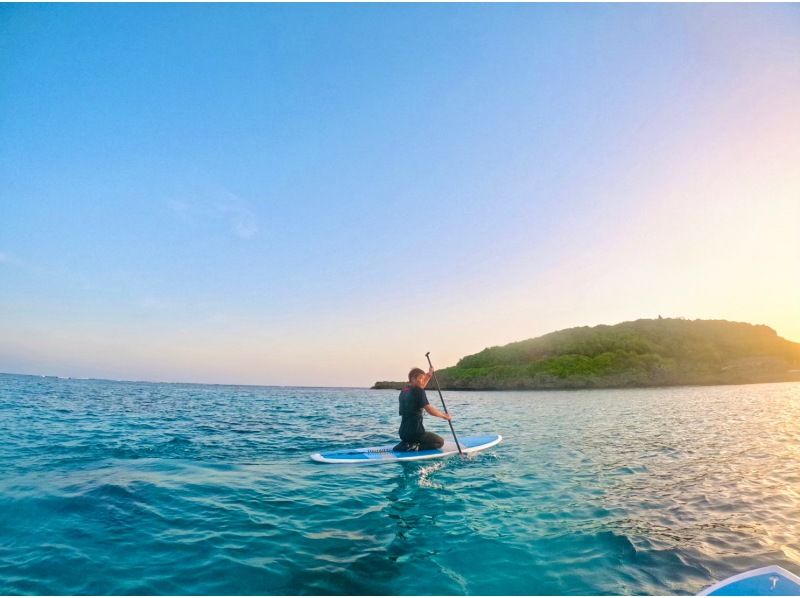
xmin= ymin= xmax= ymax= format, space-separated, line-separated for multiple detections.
xmin=425 ymin=352 xmax=463 ymax=455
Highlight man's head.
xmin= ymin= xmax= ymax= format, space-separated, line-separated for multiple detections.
xmin=408 ymin=367 xmax=426 ymax=386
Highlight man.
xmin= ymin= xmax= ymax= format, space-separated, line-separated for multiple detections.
xmin=394 ymin=366 xmax=452 ymax=452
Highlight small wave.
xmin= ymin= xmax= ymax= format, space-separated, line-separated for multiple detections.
xmin=418 ymin=461 xmax=445 ymax=489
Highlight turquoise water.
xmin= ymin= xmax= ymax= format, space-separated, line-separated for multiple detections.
xmin=1 ymin=373 xmax=799 ymax=595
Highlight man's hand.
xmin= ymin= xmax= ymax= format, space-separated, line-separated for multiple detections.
xmin=441 ymin=412 xmax=452 ymax=421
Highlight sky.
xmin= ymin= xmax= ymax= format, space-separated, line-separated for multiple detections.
xmin=1 ymin=3 xmax=799 ymax=387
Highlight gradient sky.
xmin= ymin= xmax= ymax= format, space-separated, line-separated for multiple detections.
xmin=1 ymin=3 xmax=799 ymax=387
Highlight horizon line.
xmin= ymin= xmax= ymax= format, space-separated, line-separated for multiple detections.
xmin=0 ymin=371 xmax=372 ymax=391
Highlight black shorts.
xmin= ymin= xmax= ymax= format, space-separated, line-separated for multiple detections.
xmin=394 ymin=431 xmax=444 ymax=452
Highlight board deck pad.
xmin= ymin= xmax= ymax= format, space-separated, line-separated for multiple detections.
xmin=311 ymin=434 xmax=502 ymax=464
xmin=699 ymin=565 xmax=800 ymax=596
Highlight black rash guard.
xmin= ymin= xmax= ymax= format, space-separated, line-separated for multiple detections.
xmin=398 ymin=385 xmax=429 ymax=442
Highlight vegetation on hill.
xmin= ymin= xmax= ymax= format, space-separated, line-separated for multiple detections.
xmin=372 ymin=318 xmax=800 ymax=390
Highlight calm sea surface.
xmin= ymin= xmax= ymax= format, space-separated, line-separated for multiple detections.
xmin=1 ymin=373 xmax=798 ymax=595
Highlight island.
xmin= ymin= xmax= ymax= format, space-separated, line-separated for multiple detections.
xmin=372 ymin=318 xmax=800 ymax=390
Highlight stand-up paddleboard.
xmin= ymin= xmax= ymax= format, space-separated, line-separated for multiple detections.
xmin=310 ymin=434 xmax=502 ymax=464
xmin=699 ymin=565 xmax=800 ymax=596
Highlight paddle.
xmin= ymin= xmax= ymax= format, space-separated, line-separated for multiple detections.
xmin=425 ymin=352 xmax=463 ymax=456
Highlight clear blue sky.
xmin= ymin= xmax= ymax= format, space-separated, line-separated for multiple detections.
xmin=2 ymin=4 xmax=799 ymax=386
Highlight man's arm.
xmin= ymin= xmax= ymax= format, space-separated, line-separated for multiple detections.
xmin=420 ymin=366 xmax=434 ymax=388
xmin=424 ymin=403 xmax=452 ymax=421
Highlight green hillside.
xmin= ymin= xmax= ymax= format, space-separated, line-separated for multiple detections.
xmin=373 ymin=318 xmax=800 ymax=390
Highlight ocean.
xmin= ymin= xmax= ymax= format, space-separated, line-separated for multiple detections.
xmin=0 ymin=373 xmax=798 ymax=595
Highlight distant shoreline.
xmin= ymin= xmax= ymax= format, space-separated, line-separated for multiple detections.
xmin=2 ymin=370 xmax=800 ymax=393
xmin=371 ymin=372 xmax=800 ymax=391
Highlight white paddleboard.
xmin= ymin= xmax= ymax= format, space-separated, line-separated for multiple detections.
xmin=310 ymin=434 xmax=502 ymax=464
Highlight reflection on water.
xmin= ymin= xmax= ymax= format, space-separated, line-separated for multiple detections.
xmin=0 ymin=374 xmax=798 ymax=594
